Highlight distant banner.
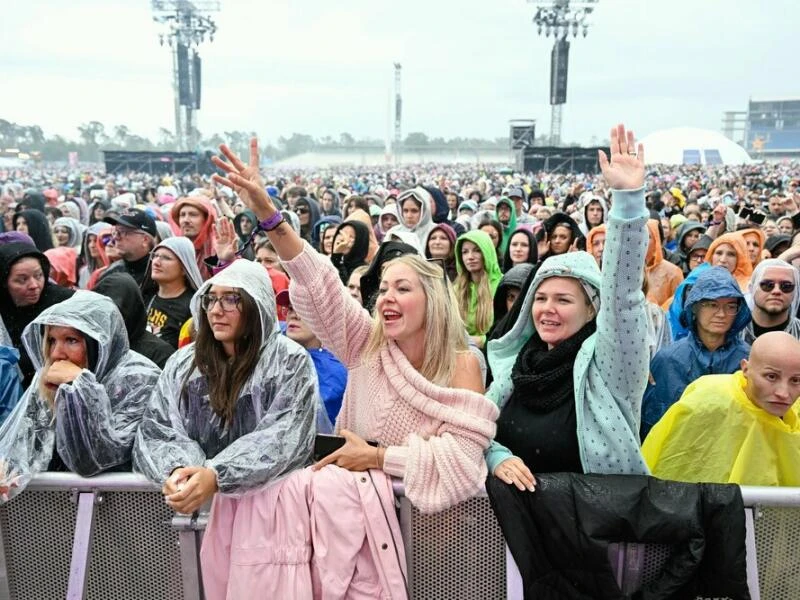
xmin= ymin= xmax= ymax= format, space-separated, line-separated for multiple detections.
xmin=68 ymin=152 xmax=79 ymax=168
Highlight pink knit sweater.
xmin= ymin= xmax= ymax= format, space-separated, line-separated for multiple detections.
xmin=285 ymin=243 xmax=499 ymax=513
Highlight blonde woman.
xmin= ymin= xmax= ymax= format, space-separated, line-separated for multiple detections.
xmin=0 ymin=291 xmax=159 ymax=501
xmin=204 ymin=139 xmax=498 ymax=598
xmin=454 ymin=229 xmax=503 ymax=348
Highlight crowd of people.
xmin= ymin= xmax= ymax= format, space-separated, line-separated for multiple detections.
xmin=0 ymin=123 xmax=799 ymax=598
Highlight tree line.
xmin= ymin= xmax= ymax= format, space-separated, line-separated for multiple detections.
xmin=0 ymin=119 xmax=517 ymax=164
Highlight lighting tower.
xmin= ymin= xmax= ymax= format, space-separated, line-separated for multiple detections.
xmin=393 ymin=63 xmax=402 ymax=165
xmin=152 ymin=0 xmax=220 ymax=151
xmin=529 ymin=0 xmax=598 ymax=146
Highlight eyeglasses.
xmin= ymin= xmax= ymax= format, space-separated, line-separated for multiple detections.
xmin=759 ymin=279 xmax=796 ymax=294
xmin=112 ymin=227 xmax=142 ymax=239
xmin=697 ymin=300 xmax=739 ymax=315
xmin=151 ymin=252 xmax=176 ymax=263
xmin=200 ymin=293 xmax=242 ymax=312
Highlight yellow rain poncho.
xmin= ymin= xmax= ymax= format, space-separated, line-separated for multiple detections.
xmin=643 ymin=371 xmax=800 ymax=486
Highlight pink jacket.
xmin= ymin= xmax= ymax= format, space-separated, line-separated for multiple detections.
xmin=284 ymin=243 xmax=499 ymax=513
xmin=201 ymin=466 xmax=407 ymax=600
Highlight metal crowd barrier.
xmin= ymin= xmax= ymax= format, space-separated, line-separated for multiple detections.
xmin=0 ymin=474 xmax=798 ymax=599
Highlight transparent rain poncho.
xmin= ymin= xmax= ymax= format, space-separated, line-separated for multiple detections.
xmin=0 ymin=291 xmax=161 ymax=501
xmin=133 ymin=259 xmax=326 ymax=494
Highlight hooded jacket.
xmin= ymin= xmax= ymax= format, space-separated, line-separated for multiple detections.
xmin=736 ymin=227 xmax=765 ymax=269
xmin=642 ymin=266 xmax=751 ymax=438
xmin=0 ymin=346 xmax=22 ymax=426
xmin=454 ymin=230 xmax=503 ymax=339
xmin=490 ymin=263 xmax=535 ymax=327
xmin=645 ymin=219 xmax=684 ymax=307
xmin=331 ymin=220 xmax=371 ymax=285
xmin=345 ymin=209 xmax=379 ymax=261
xmin=88 ymin=199 xmax=110 ymax=225
xmin=540 ymin=213 xmax=583 ymax=261
xmin=0 ymin=243 xmax=75 ymax=388
xmin=358 ymin=240 xmax=419 ymax=311
xmin=295 ymin=196 xmax=322 ymax=243
xmin=77 ymin=222 xmax=111 ymax=288
xmin=494 ymin=197 xmax=518 ymax=255
xmin=669 ymin=221 xmax=707 ymax=274
xmin=485 ymin=189 xmax=651 ymax=476
xmin=169 ymin=196 xmax=217 ymax=280
xmin=0 ymin=292 xmax=160 ymax=501
xmin=133 ymin=259 xmax=323 ymax=493
xmin=387 ymin=187 xmax=436 ymax=250
xmin=13 ymin=209 xmax=53 ymax=252
xmin=312 ymin=215 xmax=343 ymax=252
xmin=52 ymin=216 xmax=84 ymax=250
xmin=44 ymin=246 xmax=78 ymax=288
xmin=233 ymin=210 xmax=258 ymax=260
xmin=742 ymin=258 xmax=800 ymax=344
xmin=704 ymin=232 xmax=753 ymax=292
xmin=93 ymin=272 xmax=175 ymax=369
xmin=424 ymin=223 xmax=458 ymax=282
xmin=577 ymin=195 xmax=608 ymax=236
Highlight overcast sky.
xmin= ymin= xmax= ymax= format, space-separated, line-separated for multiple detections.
xmin=2 ymin=0 xmax=797 ymax=146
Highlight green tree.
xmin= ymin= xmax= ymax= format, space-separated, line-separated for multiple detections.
xmin=404 ymin=132 xmax=429 ymax=146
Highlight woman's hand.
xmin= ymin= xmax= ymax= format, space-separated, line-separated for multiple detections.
xmin=332 ymin=228 xmax=354 ymax=255
xmin=164 ymin=466 xmax=218 ymax=514
xmin=312 ymin=429 xmax=382 ymax=472
xmin=598 ymin=124 xmax=645 ymax=190
xmin=212 ymin=139 xmax=275 ymax=220
xmin=493 ymin=456 xmax=536 ymax=492
xmin=537 ymin=231 xmax=550 ymax=257
xmin=214 ymin=217 xmax=238 ymax=263
xmin=44 ymin=360 xmax=83 ymax=387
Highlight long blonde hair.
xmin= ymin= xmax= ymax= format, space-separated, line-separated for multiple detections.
xmin=363 ymin=255 xmax=467 ymax=386
xmin=454 ymin=268 xmax=494 ymax=336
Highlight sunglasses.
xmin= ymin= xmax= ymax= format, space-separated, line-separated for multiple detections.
xmin=99 ymin=233 xmax=114 ymax=246
xmin=758 ymin=279 xmax=796 ymax=294
xmin=294 ymin=207 xmax=310 ymax=215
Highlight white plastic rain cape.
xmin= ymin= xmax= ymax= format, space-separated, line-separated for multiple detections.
xmin=0 ymin=291 xmax=161 ymax=502
xmin=133 ymin=259 xmax=326 ymax=494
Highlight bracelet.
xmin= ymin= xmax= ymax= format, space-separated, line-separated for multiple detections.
xmin=258 ymin=212 xmax=284 ymax=232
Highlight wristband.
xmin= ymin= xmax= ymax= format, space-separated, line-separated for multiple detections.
xmin=258 ymin=212 xmax=284 ymax=232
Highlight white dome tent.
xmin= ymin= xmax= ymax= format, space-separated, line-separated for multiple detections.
xmin=639 ymin=127 xmax=753 ymax=166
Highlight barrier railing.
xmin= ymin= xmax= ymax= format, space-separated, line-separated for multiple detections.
xmin=1 ymin=474 xmax=799 ymax=599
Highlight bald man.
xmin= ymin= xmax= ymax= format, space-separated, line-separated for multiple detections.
xmin=642 ymin=331 xmax=800 ymax=486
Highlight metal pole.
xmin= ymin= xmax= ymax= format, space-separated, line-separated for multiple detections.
xmin=172 ymin=42 xmax=184 ymax=150
xmin=66 ymin=491 xmax=99 ymax=600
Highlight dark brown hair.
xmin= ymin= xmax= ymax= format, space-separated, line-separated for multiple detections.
xmin=187 ymin=288 xmax=262 ymax=425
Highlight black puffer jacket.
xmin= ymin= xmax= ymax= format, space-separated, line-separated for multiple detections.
xmin=487 ymin=472 xmax=749 ymax=600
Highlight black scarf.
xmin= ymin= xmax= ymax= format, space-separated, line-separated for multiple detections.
xmin=510 ymin=320 xmax=597 ymax=412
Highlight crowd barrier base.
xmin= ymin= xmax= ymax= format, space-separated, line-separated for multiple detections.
xmin=1 ymin=475 xmax=799 ymax=599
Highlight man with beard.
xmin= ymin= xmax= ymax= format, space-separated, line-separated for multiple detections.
xmin=743 ymin=259 xmax=800 ymax=344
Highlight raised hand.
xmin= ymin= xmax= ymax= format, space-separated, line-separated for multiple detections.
xmin=211 ymin=139 xmax=275 ymax=220
xmin=598 ymin=124 xmax=645 ymax=190
xmin=214 ymin=217 xmax=238 ymax=263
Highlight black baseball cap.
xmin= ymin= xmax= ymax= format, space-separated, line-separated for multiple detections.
xmin=104 ymin=208 xmax=157 ymax=238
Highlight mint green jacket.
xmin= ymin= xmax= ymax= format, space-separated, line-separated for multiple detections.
xmin=485 ymin=188 xmax=651 ymax=476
